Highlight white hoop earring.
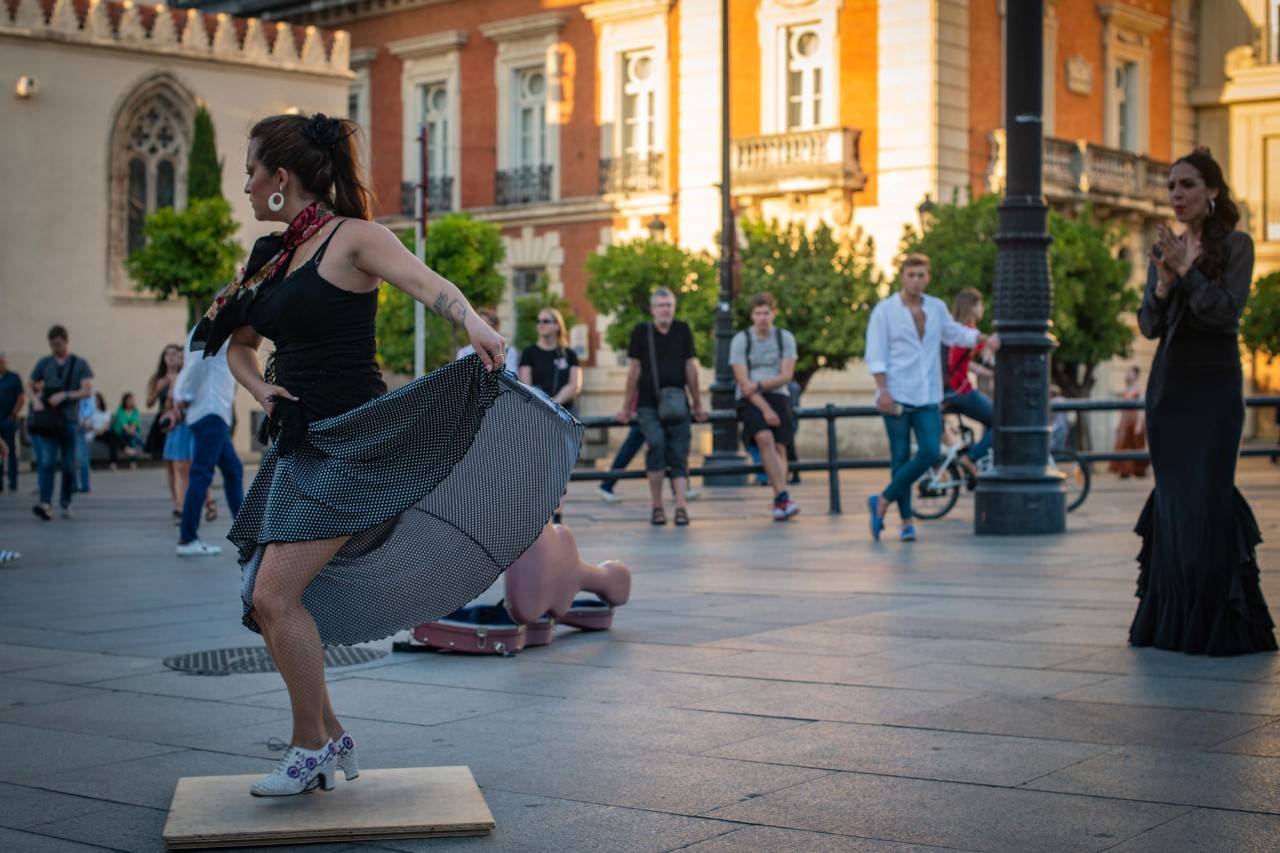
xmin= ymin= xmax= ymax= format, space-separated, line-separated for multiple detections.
xmin=268 ymin=191 xmax=285 ymax=212
xmin=1208 ymin=198 xmax=1216 ymax=218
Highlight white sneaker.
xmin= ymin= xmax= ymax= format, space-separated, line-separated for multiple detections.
xmin=686 ymin=486 xmax=701 ymax=501
xmin=176 ymin=540 xmax=222 ymax=557
xmin=596 ymin=485 xmax=622 ymax=504
xmin=250 ymin=741 xmax=337 ymax=797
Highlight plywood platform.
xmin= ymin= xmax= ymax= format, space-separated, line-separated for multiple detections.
xmin=163 ymin=766 xmax=495 ymax=849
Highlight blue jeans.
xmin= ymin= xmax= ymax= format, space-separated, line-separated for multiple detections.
xmin=945 ymin=390 xmax=993 ymax=460
xmin=32 ymin=421 xmax=76 ymax=508
xmin=75 ymin=428 xmax=92 ymax=492
xmin=0 ymin=418 xmax=17 ymax=490
xmin=180 ymin=415 xmax=244 ymax=544
xmin=881 ymin=404 xmax=942 ymax=521
xmin=599 ymin=424 xmax=646 ymax=492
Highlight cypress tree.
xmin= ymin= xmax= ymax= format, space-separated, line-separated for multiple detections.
xmin=187 ymin=107 xmax=223 ymax=201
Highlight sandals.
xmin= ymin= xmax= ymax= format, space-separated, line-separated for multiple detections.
xmin=650 ymin=507 xmax=666 ymax=526
xmin=674 ymin=508 xmax=689 ymax=527
xmin=205 ymin=499 xmax=218 ymax=522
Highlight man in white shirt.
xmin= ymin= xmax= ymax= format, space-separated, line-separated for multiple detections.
xmin=169 ymin=329 xmax=243 ymax=556
xmin=864 ymin=254 xmax=997 ymax=542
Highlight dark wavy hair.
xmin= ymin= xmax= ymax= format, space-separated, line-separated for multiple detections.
xmin=152 ymin=343 xmax=181 ymax=383
xmin=1172 ymin=149 xmax=1239 ymax=281
xmin=249 ymin=113 xmax=371 ymax=220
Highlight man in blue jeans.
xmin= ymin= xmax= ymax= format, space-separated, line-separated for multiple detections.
xmin=28 ymin=326 xmax=94 ymax=520
xmin=864 ymin=255 xmax=996 ymax=542
xmin=169 ymin=329 xmax=243 ymax=556
xmin=0 ymin=352 xmax=25 ymax=494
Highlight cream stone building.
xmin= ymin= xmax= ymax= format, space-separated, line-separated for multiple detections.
xmin=1 ymin=0 xmax=351 ymax=454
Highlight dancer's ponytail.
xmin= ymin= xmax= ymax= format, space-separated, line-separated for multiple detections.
xmin=250 ymin=113 xmax=372 ymax=220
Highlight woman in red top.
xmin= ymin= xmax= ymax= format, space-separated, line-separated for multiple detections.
xmin=944 ymin=288 xmax=993 ymax=475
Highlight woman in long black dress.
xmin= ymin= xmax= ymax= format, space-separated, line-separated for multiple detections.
xmin=1130 ymin=148 xmax=1276 ymax=656
xmin=192 ymin=114 xmax=581 ymax=796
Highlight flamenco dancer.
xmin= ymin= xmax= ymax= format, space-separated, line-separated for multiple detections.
xmin=1130 ymin=148 xmax=1276 ymax=656
xmin=191 ymin=113 xmax=580 ymax=797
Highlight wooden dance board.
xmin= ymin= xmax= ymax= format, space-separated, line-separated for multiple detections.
xmin=163 ymin=766 xmax=494 ymax=849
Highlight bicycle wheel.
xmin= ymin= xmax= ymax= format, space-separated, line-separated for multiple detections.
xmin=1052 ymin=449 xmax=1092 ymax=513
xmin=912 ymin=462 xmax=963 ymax=520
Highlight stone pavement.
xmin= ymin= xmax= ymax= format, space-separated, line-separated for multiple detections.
xmin=1 ymin=460 xmax=1279 ymax=853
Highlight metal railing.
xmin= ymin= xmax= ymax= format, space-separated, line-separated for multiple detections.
xmin=495 ymin=164 xmax=554 ymax=206
xmin=989 ymin=130 xmax=1171 ymax=208
xmin=570 ymin=396 xmax=1280 ymax=515
xmin=598 ymin=153 xmax=665 ymax=195
xmin=399 ymin=177 xmax=453 ymax=215
xmin=730 ymin=126 xmax=866 ymax=195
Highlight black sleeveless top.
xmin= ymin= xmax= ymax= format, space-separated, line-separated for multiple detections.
xmin=247 ymin=221 xmax=386 ymax=422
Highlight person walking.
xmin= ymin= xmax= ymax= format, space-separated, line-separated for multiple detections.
xmin=27 ymin=326 xmax=94 ymax=520
xmin=730 ymin=292 xmax=799 ymax=521
xmin=196 ymin=112 xmax=576 ymax=797
xmin=944 ymin=288 xmax=995 ymax=479
xmin=0 ymin=351 xmax=25 ymax=494
xmin=1129 ymin=148 xmax=1276 ymax=655
xmin=169 ymin=327 xmax=244 ymax=557
xmin=864 ymin=255 xmax=996 ymax=542
xmin=616 ymin=288 xmax=707 ymax=526
xmin=1109 ymin=366 xmax=1149 ymax=479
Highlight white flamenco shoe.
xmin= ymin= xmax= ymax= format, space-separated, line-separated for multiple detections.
xmin=335 ymin=730 xmax=359 ymax=781
xmin=250 ymin=741 xmax=337 ymax=797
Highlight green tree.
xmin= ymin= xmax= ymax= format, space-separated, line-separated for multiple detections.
xmin=375 ymin=214 xmax=506 ymax=375
xmin=1243 ymin=272 xmax=1280 ymax=360
xmin=514 ymin=276 xmax=579 ymax=351
xmin=585 ymin=238 xmax=718 ymax=367
xmin=899 ymin=196 xmax=1136 ymax=398
xmin=187 ymin=107 xmax=223 ymax=201
xmin=735 ymin=219 xmax=884 ymax=391
xmin=125 ymin=197 xmax=243 ymax=327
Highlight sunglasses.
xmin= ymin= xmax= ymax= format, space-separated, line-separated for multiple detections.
xmin=537 ymin=319 xmax=557 ymax=325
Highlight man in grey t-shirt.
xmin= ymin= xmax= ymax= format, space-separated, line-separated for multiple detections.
xmin=28 ymin=325 xmax=94 ymax=520
xmin=729 ymin=292 xmax=799 ymax=521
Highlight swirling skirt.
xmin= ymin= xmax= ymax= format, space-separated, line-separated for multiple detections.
xmin=230 ymin=356 xmax=582 ymax=646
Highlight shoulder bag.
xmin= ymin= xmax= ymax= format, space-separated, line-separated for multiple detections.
xmin=647 ymin=323 xmax=689 ymax=425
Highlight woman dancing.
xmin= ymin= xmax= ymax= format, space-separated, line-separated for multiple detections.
xmin=193 ymin=113 xmax=580 ymax=796
xmin=1130 ymin=148 xmax=1276 ymax=656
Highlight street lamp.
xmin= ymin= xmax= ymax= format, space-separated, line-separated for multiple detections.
xmin=974 ymin=0 xmax=1066 ymax=534
xmin=705 ymin=0 xmax=744 ymax=485
xmin=646 ymin=214 xmax=666 ymax=241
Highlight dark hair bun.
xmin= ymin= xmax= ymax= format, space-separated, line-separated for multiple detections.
xmin=303 ymin=113 xmax=344 ymax=149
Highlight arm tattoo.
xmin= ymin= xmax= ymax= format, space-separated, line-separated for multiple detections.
xmin=432 ymin=294 xmax=469 ymax=329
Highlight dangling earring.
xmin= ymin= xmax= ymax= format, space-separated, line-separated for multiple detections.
xmin=1208 ymin=198 xmax=1216 ymax=218
xmin=268 ymin=189 xmax=285 ymax=212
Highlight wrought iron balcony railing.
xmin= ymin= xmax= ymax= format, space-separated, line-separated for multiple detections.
xmin=988 ymin=131 xmax=1171 ymax=212
xmin=598 ymin=153 xmax=666 ymax=195
xmin=495 ymin=164 xmax=554 ymax=206
xmin=729 ymin=127 xmax=866 ymax=196
xmin=399 ymin=176 xmax=454 ymax=216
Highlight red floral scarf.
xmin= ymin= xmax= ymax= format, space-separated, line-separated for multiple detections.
xmin=191 ymin=201 xmax=335 ymax=355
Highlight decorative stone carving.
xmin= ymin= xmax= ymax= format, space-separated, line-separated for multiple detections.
xmin=242 ymin=18 xmax=270 ymax=62
xmin=48 ymin=0 xmax=79 ymax=34
xmin=330 ymin=31 xmax=351 ymax=71
xmin=212 ymin=13 xmax=238 ymax=57
xmin=1065 ymin=54 xmax=1092 ymax=95
xmin=84 ymin=0 xmax=112 ymax=40
xmin=117 ymin=1 xmax=147 ymax=44
xmin=272 ymin=22 xmax=299 ymax=63
xmin=1224 ymin=45 xmax=1258 ymax=79
xmin=12 ymin=0 xmax=48 ymax=30
xmin=151 ymin=5 xmax=178 ymax=47
xmin=181 ymin=9 xmax=208 ymax=53
xmin=300 ymin=26 xmax=327 ymax=68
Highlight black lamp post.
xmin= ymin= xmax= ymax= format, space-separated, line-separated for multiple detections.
xmin=705 ymin=0 xmax=745 ymax=486
xmin=974 ymin=0 xmax=1066 ymax=534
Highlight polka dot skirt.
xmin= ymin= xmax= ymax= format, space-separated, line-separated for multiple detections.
xmin=231 ymin=356 xmax=583 ymax=646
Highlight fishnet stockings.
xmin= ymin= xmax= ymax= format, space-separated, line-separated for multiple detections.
xmin=251 ymin=536 xmax=350 ymax=749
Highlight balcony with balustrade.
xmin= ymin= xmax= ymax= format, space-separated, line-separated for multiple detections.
xmin=495 ymin=165 xmax=554 ymax=206
xmin=987 ymin=130 xmax=1172 ymax=216
xmin=598 ymin=153 xmax=666 ymax=197
xmin=399 ymin=176 xmax=454 ymax=216
xmin=730 ymin=127 xmax=866 ymax=198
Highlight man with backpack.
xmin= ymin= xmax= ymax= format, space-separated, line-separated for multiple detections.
xmin=730 ymin=292 xmax=800 ymax=521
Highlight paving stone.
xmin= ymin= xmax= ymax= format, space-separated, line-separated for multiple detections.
xmin=7 ymin=654 xmax=168 ymax=685
xmin=1052 ymin=646 xmax=1280 ymax=683
xmin=1028 ymin=745 xmax=1280 ymax=812
xmin=686 ymin=679 xmax=975 ymax=724
xmin=1012 ymin=624 xmax=1132 ymax=646
xmin=704 ymin=626 xmax=919 ymax=657
xmin=0 ymin=782 xmax=116 ymax=830
xmin=88 ymin=668 xmax=301 ymax=701
xmin=858 ymin=638 xmax=1105 ymax=670
xmin=375 ymin=788 xmax=735 ymax=853
xmin=1 ymin=722 xmax=183 ymax=784
xmin=1057 ymin=675 xmax=1280 ymax=716
xmin=846 ymin=662 xmax=1113 ymax=698
xmin=0 ymin=675 xmax=112 ymax=710
xmin=1105 ymin=808 xmax=1280 ymax=852
xmin=1209 ymin=720 xmax=1280 ymax=757
xmin=0 ymin=644 xmax=109 ymax=674
xmin=707 ymin=720 xmax=1112 ymax=786
xmin=679 ymin=826 xmax=970 ymax=852
xmin=893 ymin=695 xmax=1273 ymax=748
xmin=706 ymin=772 xmax=1189 ymax=853
xmin=0 ymin=827 xmax=109 ymax=852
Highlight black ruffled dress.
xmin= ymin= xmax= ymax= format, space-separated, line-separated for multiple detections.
xmin=214 ymin=225 xmax=582 ymax=646
xmin=1129 ymin=230 xmax=1276 ymax=655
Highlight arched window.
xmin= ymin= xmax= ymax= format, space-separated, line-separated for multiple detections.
xmin=108 ymin=74 xmax=195 ymax=295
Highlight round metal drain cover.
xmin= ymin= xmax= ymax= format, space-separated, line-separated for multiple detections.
xmin=164 ymin=646 xmax=386 ymax=675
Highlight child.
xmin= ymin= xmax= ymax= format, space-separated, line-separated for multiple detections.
xmin=110 ymin=393 xmax=143 ymax=468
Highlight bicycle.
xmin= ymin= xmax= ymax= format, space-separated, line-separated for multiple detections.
xmin=911 ymin=414 xmax=1091 ymax=520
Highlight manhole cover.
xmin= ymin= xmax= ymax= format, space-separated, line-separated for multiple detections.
xmin=164 ymin=646 xmax=386 ymax=675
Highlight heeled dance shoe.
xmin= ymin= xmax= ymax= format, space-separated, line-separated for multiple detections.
xmin=335 ymin=730 xmax=359 ymax=781
xmin=250 ymin=741 xmax=336 ymax=797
